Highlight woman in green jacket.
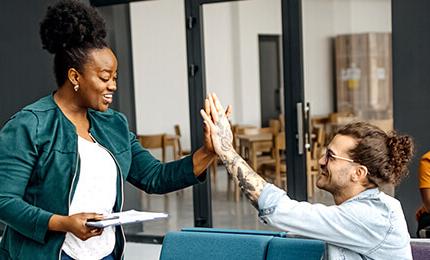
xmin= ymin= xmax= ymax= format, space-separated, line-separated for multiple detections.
xmin=0 ymin=1 xmax=219 ymax=259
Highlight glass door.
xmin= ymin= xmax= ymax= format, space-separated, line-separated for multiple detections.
xmin=127 ymin=0 xmax=193 ymax=236
xmin=201 ymin=0 xmax=284 ymax=230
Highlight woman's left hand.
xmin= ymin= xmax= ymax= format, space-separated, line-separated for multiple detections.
xmin=202 ymin=97 xmax=231 ymax=155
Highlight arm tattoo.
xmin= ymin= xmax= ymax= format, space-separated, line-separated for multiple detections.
xmin=216 ymin=120 xmax=233 ymax=152
xmin=220 ymin=151 xmax=267 ymax=210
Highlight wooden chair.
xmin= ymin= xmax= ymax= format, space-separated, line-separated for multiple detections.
xmin=138 ymin=134 xmax=174 ymax=201
xmin=260 ymin=131 xmax=287 ymax=188
xmin=306 ymin=150 xmax=319 ymax=198
xmin=138 ymin=134 xmax=168 ymax=162
xmin=174 ymin=124 xmax=190 ymax=157
xmin=269 ymin=119 xmax=281 ymax=135
xmin=278 ymin=113 xmax=285 ymax=131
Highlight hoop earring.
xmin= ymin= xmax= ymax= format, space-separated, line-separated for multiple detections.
xmin=74 ymin=85 xmax=79 ymax=92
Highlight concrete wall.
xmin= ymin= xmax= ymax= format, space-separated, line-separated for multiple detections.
xmin=301 ymin=0 xmax=391 ymax=116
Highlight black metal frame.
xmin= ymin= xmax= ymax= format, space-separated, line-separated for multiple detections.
xmin=185 ymin=0 xmax=308 ymax=227
xmin=184 ymin=0 xmax=213 ymax=228
xmin=281 ymin=0 xmax=307 ymax=201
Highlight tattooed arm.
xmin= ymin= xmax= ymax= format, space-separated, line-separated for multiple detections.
xmin=219 ymin=149 xmax=267 ymax=209
xmin=200 ymin=93 xmax=267 ymax=209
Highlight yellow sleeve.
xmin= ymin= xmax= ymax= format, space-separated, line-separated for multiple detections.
xmin=419 ymin=152 xmax=430 ymax=189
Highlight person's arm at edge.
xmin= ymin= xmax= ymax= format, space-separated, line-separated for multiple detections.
xmin=418 ymin=154 xmax=430 ymax=218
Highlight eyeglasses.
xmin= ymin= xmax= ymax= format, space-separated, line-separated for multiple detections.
xmin=322 ymin=149 xmax=354 ymax=164
xmin=321 ymin=149 xmax=377 ymax=186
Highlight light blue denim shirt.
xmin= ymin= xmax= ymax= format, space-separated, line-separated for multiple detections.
xmin=258 ymin=184 xmax=412 ymax=260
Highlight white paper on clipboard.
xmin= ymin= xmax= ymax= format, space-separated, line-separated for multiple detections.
xmin=86 ymin=210 xmax=168 ymax=228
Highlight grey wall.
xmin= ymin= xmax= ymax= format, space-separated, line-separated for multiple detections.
xmin=0 ymin=0 xmax=62 ymax=231
xmin=393 ymin=0 xmax=430 ymax=237
xmin=0 ymin=0 xmax=59 ymax=125
xmin=0 ymin=0 xmax=136 ymax=129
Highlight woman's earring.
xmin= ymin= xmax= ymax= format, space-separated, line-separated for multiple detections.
xmin=74 ymin=85 xmax=79 ymax=92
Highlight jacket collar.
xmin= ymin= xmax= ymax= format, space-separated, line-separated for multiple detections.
xmin=345 ymin=188 xmax=380 ymax=204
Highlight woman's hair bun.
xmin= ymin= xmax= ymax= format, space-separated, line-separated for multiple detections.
xmin=40 ymin=0 xmax=107 ymax=54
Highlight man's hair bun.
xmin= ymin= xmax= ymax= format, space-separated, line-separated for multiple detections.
xmin=40 ymin=0 xmax=107 ymax=54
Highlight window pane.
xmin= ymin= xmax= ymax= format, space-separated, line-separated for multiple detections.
xmin=128 ymin=0 xmax=192 ymax=236
xmin=203 ymin=0 xmax=283 ymax=230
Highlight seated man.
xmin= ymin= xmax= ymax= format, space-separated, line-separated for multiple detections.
xmin=201 ymin=93 xmax=414 ymax=259
xmin=416 ymin=151 xmax=430 ymax=237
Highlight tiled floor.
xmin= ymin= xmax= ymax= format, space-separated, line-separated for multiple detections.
xmin=134 ymin=166 xmax=334 ymax=236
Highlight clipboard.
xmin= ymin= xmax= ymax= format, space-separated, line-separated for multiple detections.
xmin=86 ymin=210 xmax=168 ymax=228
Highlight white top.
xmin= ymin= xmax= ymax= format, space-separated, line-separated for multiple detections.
xmin=62 ymin=136 xmax=118 ymax=260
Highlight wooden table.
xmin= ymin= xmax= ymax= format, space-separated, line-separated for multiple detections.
xmin=237 ymin=133 xmax=273 ymax=171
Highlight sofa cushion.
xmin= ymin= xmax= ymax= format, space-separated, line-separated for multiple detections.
xmin=266 ymin=237 xmax=326 ymax=260
xmin=160 ymin=231 xmax=272 ymax=260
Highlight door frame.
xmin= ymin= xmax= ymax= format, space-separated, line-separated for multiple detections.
xmin=258 ymin=34 xmax=283 ymax=128
xmin=185 ymin=0 xmax=307 ymax=227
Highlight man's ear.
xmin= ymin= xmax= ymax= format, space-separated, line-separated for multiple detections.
xmin=68 ymin=68 xmax=80 ymax=86
xmin=353 ymin=165 xmax=368 ymax=183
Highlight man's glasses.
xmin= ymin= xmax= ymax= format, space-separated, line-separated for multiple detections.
xmin=322 ymin=149 xmax=354 ymax=164
xmin=321 ymin=149 xmax=376 ymax=185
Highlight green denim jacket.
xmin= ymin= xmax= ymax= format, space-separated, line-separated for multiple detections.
xmin=0 ymin=95 xmax=201 ymax=260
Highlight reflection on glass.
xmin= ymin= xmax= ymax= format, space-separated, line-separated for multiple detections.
xmin=302 ymin=0 xmax=392 ymax=204
xmin=203 ymin=0 xmax=283 ymax=231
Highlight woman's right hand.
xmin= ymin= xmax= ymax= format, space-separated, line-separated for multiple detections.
xmin=48 ymin=213 xmax=104 ymax=241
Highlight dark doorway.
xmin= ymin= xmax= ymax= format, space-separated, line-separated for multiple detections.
xmin=258 ymin=35 xmax=283 ymax=127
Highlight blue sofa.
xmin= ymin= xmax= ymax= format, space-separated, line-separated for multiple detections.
xmin=159 ymin=228 xmax=326 ymax=260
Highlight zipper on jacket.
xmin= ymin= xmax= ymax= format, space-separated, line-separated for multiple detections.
xmin=89 ymin=133 xmax=126 ymax=259
xmin=58 ymin=144 xmax=80 ymax=260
